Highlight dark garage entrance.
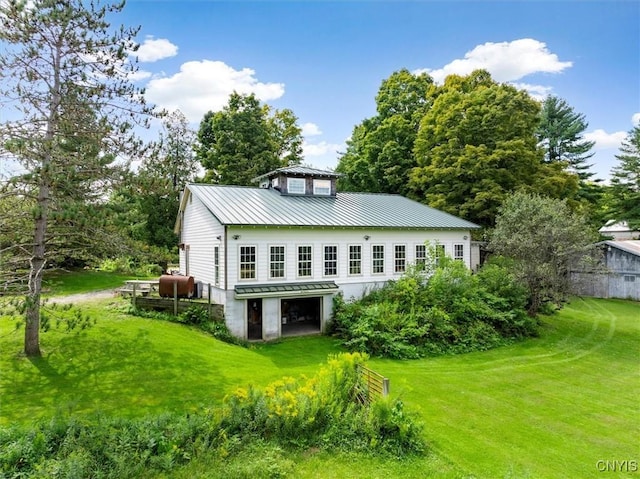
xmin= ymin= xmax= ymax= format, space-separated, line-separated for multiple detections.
xmin=281 ymin=297 xmax=321 ymax=337
xmin=247 ymin=298 xmax=263 ymax=340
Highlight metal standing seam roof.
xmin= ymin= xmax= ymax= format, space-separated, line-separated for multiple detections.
xmin=598 ymin=240 xmax=640 ymax=257
xmin=253 ymin=165 xmax=342 ymax=182
xmin=185 ymin=184 xmax=479 ymax=230
xmin=235 ymin=281 xmax=339 ymax=296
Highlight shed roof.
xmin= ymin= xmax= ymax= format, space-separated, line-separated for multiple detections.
xmin=182 ymin=184 xmax=479 ymax=230
xmin=598 ymin=240 xmax=640 ymax=257
xmin=252 ymin=165 xmax=342 ymax=182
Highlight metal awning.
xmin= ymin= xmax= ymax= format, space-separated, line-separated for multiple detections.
xmin=234 ymin=281 xmax=339 ymax=299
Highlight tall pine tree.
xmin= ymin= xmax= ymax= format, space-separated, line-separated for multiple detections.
xmin=0 ymin=0 xmax=155 ymax=356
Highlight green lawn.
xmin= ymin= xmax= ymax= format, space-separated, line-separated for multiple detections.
xmin=42 ymin=269 xmax=150 ymax=295
xmin=1 ymin=296 xmax=638 ymax=478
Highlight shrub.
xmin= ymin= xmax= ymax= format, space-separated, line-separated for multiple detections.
xmin=331 ymin=256 xmax=536 ymax=359
xmin=220 ymin=353 xmax=425 ymax=455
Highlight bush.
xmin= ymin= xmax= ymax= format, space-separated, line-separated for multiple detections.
xmin=0 ymin=412 xmax=220 ymax=479
xmin=331 ymin=256 xmax=537 ymax=359
xmin=220 ymin=353 xmax=425 ymax=455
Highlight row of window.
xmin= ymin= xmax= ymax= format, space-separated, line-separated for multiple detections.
xmin=227 ymin=243 xmax=465 ymax=282
xmin=278 ymin=177 xmax=331 ymax=195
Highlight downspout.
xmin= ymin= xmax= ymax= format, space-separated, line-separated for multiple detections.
xmin=224 ymin=225 xmax=228 ymax=290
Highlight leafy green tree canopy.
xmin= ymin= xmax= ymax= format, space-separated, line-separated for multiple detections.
xmin=409 ymin=70 xmax=578 ymax=227
xmin=195 ymin=92 xmax=303 ymax=185
xmin=336 ymin=69 xmax=433 ymax=195
xmin=488 ymin=191 xmax=598 ymax=315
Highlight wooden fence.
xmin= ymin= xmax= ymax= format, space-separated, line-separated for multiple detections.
xmin=356 ymin=365 xmax=389 ymax=405
xmin=123 ymin=281 xmax=224 ymax=322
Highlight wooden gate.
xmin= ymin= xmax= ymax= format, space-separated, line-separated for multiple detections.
xmin=356 ymin=365 xmax=389 ymax=404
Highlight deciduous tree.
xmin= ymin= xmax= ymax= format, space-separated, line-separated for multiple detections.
xmin=195 ymin=92 xmax=303 ymax=185
xmin=488 ymin=191 xmax=598 ymax=315
xmin=409 ymin=70 xmax=577 ymax=227
xmin=336 ymin=69 xmax=433 ymax=195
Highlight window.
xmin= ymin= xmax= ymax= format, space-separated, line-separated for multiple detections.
xmin=270 ymin=245 xmax=285 ymax=279
xmin=372 ymin=245 xmax=384 ymax=274
xmin=436 ymin=244 xmax=446 ymax=264
xmin=298 ymin=245 xmax=312 ymax=277
xmin=624 ymin=275 xmax=636 ymax=282
xmin=415 ymin=244 xmax=426 ymax=267
xmin=214 ymin=246 xmax=220 ymax=286
xmin=324 ymin=245 xmax=338 ymax=276
xmin=271 ymin=177 xmax=279 ymax=188
xmin=394 ymin=245 xmax=406 ymax=273
xmin=287 ymin=177 xmax=305 ymax=195
xmin=454 ymin=244 xmax=464 ymax=261
xmin=313 ymin=179 xmax=331 ymax=195
xmin=349 ymin=245 xmax=362 ymax=275
xmin=239 ymin=246 xmax=256 ymax=279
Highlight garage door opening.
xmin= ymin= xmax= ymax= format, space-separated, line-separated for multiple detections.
xmin=281 ymin=297 xmax=321 ymax=337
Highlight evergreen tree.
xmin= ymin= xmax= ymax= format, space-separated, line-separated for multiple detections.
xmin=0 ymin=0 xmax=154 ymax=356
xmin=610 ymin=126 xmax=640 ymax=230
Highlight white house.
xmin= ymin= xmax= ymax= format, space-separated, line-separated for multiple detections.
xmin=599 ymin=220 xmax=640 ymax=240
xmin=174 ymin=166 xmax=479 ymax=341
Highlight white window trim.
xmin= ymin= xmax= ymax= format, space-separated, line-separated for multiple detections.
xmin=297 ymin=244 xmax=313 ymax=278
xmin=372 ymin=244 xmax=385 ymax=275
xmin=394 ymin=244 xmax=406 ymax=274
xmin=454 ymin=243 xmax=464 ymax=261
xmin=313 ymin=179 xmax=331 ymax=195
xmin=287 ymin=177 xmax=305 ymax=195
xmin=238 ymin=244 xmax=257 ymax=281
xmin=269 ymin=244 xmax=286 ymax=280
xmin=323 ymin=244 xmax=338 ymax=277
xmin=348 ymin=244 xmax=363 ymax=276
xmin=214 ymin=246 xmax=220 ymax=286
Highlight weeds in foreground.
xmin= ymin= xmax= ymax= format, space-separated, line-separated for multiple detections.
xmin=0 ymin=353 xmax=425 ymax=478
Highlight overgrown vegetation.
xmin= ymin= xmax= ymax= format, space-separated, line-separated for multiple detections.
xmin=0 ymin=353 xmax=424 ymax=478
xmin=330 ymin=256 xmax=537 ymax=359
xmin=221 ymin=353 xmax=424 ymax=456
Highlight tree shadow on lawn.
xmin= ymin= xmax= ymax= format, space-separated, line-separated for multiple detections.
xmin=252 ymin=335 xmax=345 ymax=370
xmin=3 ymin=326 xmax=228 ymax=424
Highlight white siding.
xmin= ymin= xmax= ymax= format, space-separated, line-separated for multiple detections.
xmin=224 ymin=227 xmax=472 ymax=289
xmin=179 ymin=193 xmax=225 ymax=298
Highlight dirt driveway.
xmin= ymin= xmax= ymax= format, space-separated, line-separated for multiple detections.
xmin=48 ymin=289 xmax=117 ymax=304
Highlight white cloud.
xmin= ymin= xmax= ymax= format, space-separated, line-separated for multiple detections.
xmin=136 ymin=37 xmax=178 ymax=62
xmin=632 ymin=113 xmax=640 ymax=126
xmin=584 ymin=129 xmax=627 ymax=150
xmin=417 ymin=38 xmax=572 ymax=84
xmin=510 ymin=82 xmax=553 ymax=101
xmin=301 ymin=122 xmax=322 ymax=136
xmin=303 ymin=140 xmax=343 ymax=157
xmin=144 ymin=60 xmax=285 ymax=122
xmin=129 ymin=70 xmax=153 ymax=81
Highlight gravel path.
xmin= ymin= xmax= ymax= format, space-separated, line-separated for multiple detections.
xmin=47 ymin=289 xmax=118 ymax=304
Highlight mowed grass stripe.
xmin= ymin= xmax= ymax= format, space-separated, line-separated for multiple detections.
xmin=368 ymin=298 xmax=639 ymax=478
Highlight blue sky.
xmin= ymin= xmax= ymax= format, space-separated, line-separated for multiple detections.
xmin=123 ymin=1 xmax=638 ymax=181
